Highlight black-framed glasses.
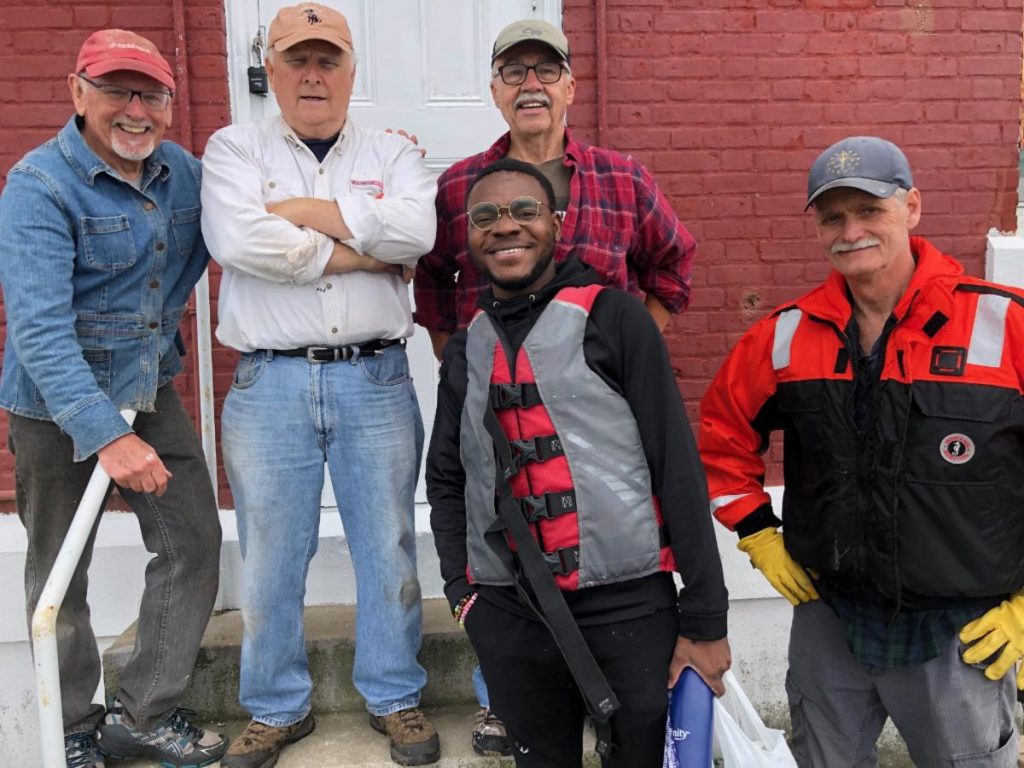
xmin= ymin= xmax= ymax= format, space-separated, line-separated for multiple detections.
xmin=468 ymin=197 xmax=549 ymax=231
xmin=78 ymin=74 xmax=173 ymax=111
xmin=494 ymin=61 xmax=565 ymax=86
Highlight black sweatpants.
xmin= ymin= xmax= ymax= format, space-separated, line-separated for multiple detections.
xmin=465 ymin=596 xmax=678 ymax=767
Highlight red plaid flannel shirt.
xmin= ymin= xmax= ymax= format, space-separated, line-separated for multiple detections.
xmin=413 ymin=130 xmax=696 ymax=333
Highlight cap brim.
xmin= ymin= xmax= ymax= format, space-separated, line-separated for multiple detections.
xmin=491 ymin=40 xmax=568 ymax=63
xmin=805 ymin=178 xmax=900 ymax=210
xmin=85 ymin=59 xmax=175 ymax=92
xmin=272 ymin=30 xmax=353 ymax=54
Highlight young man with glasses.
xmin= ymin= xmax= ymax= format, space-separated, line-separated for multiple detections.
xmin=415 ymin=18 xmax=699 ymax=755
xmin=0 ymin=28 xmax=226 ymax=768
xmin=426 ymin=159 xmax=730 ymax=766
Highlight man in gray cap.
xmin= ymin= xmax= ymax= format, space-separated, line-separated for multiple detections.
xmin=414 ymin=19 xmax=697 ymax=754
xmin=699 ymin=135 xmax=1024 ymax=765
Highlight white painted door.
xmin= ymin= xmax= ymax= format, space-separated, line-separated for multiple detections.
xmin=222 ymin=0 xmax=563 ymax=504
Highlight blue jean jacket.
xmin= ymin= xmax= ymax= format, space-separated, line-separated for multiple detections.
xmin=0 ymin=116 xmax=208 ymax=460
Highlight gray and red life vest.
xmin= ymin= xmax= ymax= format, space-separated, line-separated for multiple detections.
xmin=460 ymin=284 xmax=675 ymax=591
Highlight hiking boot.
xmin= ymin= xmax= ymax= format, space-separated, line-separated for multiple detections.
xmin=95 ymin=700 xmax=227 ymax=767
xmin=471 ymin=707 xmax=512 ymax=756
xmin=65 ymin=731 xmax=104 ymax=768
xmin=220 ymin=713 xmax=316 ymax=768
xmin=368 ymin=707 xmax=440 ymax=766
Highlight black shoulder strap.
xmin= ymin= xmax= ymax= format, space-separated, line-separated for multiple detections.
xmin=482 ymin=406 xmax=620 ymax=757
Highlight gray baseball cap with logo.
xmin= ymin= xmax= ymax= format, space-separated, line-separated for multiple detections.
xmin=805 ymin=136 xmax=914 ymax=209
xmin=492 ymin=19 xmax=570 ymax=63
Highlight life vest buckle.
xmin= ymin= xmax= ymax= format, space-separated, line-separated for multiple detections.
xmin=544 ymin=545 xmax=580 ymax=576
xmin=519 ymin=490 xmax=578 ymax=522
xmin=489 ymin=382 xmax=543 ymax=410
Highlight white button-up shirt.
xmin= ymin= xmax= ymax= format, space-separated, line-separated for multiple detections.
xmin=200 ymin=115 xmax=436 ymax=352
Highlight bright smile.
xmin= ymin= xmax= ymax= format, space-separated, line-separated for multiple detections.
xmin=488 ymin=245 xmax=532 ymax=261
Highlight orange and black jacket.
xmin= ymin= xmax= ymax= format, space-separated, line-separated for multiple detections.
xmin=700 ymin=236 xmax=1024 ymax=609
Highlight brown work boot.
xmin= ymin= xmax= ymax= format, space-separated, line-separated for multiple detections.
xmin=219 ymin=713 xmax=315 ymax=768
xmin=368 ymin=707 xmax=440 ymax=766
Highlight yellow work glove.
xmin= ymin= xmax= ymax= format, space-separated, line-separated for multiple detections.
xmin=959 ymin=591 xmax=1024 ymax=688
xmin=737 ymin=528 xmax=819 ymax=606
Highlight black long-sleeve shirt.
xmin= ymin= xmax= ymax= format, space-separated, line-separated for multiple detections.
xmin=426 ymin=257 xmax=728 ymax=640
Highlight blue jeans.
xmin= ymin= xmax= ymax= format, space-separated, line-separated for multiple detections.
xmin=222 ymin=346 xmax=426 ymax=725
xmin=473 ymin=664 xmax=490 ymax=709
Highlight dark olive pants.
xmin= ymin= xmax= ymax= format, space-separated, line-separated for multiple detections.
xmin=11 ymin=386 xmax=221 ymax=733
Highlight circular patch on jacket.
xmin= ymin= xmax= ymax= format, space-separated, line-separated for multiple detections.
xmin=939 ymin=433 xmax=975 ymax=465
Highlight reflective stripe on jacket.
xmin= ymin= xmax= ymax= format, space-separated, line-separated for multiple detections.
xmin=700 ymin=237 xmax=1024 ymax=607
xmin=461 ymin=284 xmax=675 ymax=590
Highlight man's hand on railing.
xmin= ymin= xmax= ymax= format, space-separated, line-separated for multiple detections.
xmin=97 ymin=433 xmax=172 ymax=496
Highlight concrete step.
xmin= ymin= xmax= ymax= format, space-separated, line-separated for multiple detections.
xmin=102 ymin=597 xmax=923 ymax=767
xmin=103 ymin=598 xmax=477 ymax=722
xmin=114 ymin=704 xmax=604 ymax=767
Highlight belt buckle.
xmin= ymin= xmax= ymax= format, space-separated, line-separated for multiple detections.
xmin=305 ymin=346 xmax=338 ymax=363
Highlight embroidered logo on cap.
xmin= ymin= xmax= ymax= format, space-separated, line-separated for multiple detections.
xmin=304 ymin=8 xmax=322 ymax=24
xmin=519 ymin=26 xmax=544 ymax=37
xmin=827 ymin=149 xmax=860 ymax=176
xmin=939 ymin=433 xmax=975 ymax=465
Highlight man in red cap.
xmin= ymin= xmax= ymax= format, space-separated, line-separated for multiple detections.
xmin=0 ymin=28 xmax=226 ymax=768
xmin=202 ymin=3 xmax=440 ymax=766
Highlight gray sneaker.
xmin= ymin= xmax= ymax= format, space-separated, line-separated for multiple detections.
xmin=95 ymin=700 xmax=227 ymax=767
xmin=220 ymin=713 xmax=316 ymax=768
xmin=65 ymin=731 xmax=104 ymax=768
xmin=471 ymin=707 xmax=512 ymax=756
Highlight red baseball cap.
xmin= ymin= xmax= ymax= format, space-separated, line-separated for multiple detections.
xmin=76 ymin=29 xmax=175 ymax=92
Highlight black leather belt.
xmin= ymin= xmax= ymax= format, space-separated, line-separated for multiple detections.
xmin=269 ymin=338 xmax=403 ymax=363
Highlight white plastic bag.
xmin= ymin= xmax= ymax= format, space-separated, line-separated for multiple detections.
xmin=712 ymin=670 xmax=797 ymax=768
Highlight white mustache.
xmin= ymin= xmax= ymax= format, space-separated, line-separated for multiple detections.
xmin=514 ymin=92 xmax=551 ymax=109
xmin=832 ymin=238 xmax=880 ymax=254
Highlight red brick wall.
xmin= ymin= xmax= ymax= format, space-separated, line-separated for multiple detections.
xmin=0 ymin=1 xmax=1020 ymax=504
xmin=563 ymin=0 xmax=1022 ymax=482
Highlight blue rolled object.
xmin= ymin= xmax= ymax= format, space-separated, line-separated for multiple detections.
xmin=665 ymin=667 xmax=714 ymax=767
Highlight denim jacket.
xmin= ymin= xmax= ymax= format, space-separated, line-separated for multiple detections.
xmin=0 ymin=116 xmax=208 ymax=460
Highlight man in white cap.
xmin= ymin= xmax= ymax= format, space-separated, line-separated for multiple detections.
xmin=701 ymin=136 xmax=1024 ymax=765
xmin=201 ymin=3 xmax=439 ymax=766
xmin=414 ymin=19 xmax=698 ymax=754
xmin=0 ymin=28 xmax=225 ymax=768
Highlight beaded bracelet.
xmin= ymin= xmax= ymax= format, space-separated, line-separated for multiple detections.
xmin=456 ymin=593 xmax=479 ymax=628
xmin=452 ymin=593 xmax=473 ymax=622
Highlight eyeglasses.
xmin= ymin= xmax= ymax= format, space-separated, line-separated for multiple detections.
xmin=78 ymin=74 xmax=173 ymax=111
xmin=468 ymin=197 xmax=549 ymax=231
xmin=494 ymin=61 xmax=565 ymax=86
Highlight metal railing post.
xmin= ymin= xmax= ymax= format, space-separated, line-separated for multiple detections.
xmin=31 ymin=410 xmax=137 ymax=767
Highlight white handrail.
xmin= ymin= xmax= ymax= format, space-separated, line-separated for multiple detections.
xmin=32 ymin=410 xmax=137 ymax=768
xmin=194 ymin=270 xmax=218 ymax=497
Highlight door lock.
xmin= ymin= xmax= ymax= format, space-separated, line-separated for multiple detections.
xmin=247 ymin=27 xmax=268 ymax=96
